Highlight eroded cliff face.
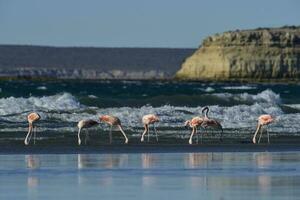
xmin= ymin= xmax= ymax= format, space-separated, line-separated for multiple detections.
xmin=176 ymin=26 xmax=300 ymax=80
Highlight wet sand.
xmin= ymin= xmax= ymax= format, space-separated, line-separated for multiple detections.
xmin=1 ymin=152 xmax=300 ymax=200
xmin=1 ymin=143 xmax=300 ymax=154
xmin=0 ymin=132 xmax=300 ymax=154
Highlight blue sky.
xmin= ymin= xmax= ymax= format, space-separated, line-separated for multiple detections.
xmin=0 ymin=0 xmax=299 ymax=47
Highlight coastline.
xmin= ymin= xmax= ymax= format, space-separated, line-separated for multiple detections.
xmin=1 ymin=144 xmax=300 ymax=154
xmin=0 ymin=77 xmax=299 ymax=84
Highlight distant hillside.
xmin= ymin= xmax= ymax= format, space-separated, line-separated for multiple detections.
xmin=0 ymin=45 xmax=195 ymax=79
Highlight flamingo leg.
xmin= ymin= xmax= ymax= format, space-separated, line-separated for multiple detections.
xmin=195 ymin=127 xmax=199 ymax=144
xmin=154 ymin=124 xmax=158 ymax=142
xmin=25 ymin=125 xmax=33 ymax=145
xmin=189 ymin=127 xmax=195 ymax=145
xmin=33 ymin=126 xmax=36 ymax=145
xmin=252 ymin=124 xmax=261 ymax=144
xmin=78 ymin=128 xmax=82 ymax=145
xmin=141 ymin=125 xmax=147 ymax=142
xmin=267 ymin=126 xmax=270 ymax=144
xmin=258 ymin=126 xmax=264 ymax=144
xmin=147 ymin=125 xmax=150 ymax=142
xmin=201 ymin=129 xmax=203 ymax=144
xmin=109 ymin=125 xmax=113 ymax=144
xmin=219 ymin=125 xmax=223 ymax=142
xmin=118 ymin=125 xmax=128 ymax=144
xmin=85 ymin=129 xmax=89 ymax=145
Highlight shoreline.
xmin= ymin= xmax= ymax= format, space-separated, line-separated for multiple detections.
xmin=0 ymin=77 xmax=299 ymax=84
xmin=1 ymin=144 xmax=300 ymax=154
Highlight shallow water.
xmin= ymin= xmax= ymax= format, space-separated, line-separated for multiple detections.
xmin=0 ymin=152 xmax=300 ymax=199
xmin=0 ymin=80 xmax=300 ymax=144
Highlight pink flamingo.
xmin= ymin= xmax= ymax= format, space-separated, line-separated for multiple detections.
xmin=201 ymin=106 xmax=223 ymax=141
xmin=77 ymin=119 xmax=99 ymax=145
xmin=99 ymin=115 xmax=128 ymax=144
xmin=185 ymin=116 xmax=204 ymax=144
xmin=141 ymin=114 xmax=159 ymax=142
xmin=252 ymin=114 xmax=274 ymax=144
xmin=25 ymin=112 xmax=41 ymax=145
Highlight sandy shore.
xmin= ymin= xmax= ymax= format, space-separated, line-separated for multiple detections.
xmin=0 ymin=133 xmax=299 ymax=154
xmin=0 ymin=144 xmax=300 ymax=154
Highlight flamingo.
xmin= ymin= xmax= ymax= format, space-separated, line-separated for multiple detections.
xmin=99 ymin=115 xmax=128 ymax=144
xmin=185 ymin=116 xmax=204 ymax=144
xmin=252 ymin=114 xmax=274 ymax=144
xmin=201 ymin=106 xmax=223 ymax=141
xmin=25 ymin=112 xmax=41 ymax=145
xmin=77 ymin=119 xmax=99 ymax=145
xmin=141 ymin=114 xmax=159 ymax=142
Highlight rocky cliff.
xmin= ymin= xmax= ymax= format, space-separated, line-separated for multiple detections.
xmin=175 ymin=26 xmax=300 ymax=81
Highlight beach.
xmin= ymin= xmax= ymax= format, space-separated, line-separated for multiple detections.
xmin=0 ymin=80 xmax=300 ymax=199
xmin=1 ymin=151 xmax=300 ymax=200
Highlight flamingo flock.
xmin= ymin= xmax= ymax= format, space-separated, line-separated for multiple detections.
xmin=25 ymin=107 xmax=275 ymax=146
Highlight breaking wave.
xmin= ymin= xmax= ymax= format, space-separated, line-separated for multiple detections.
xmin=211 ymin=89 xmax=281 ymax=104
xmin=0 ymin=93 xmax=82 ymax=116
xmin=0 ymin=89 xmax=299 ymax=134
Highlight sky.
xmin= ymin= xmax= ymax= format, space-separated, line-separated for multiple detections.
xmin=0 ymin=0 xmax=299 ymax=48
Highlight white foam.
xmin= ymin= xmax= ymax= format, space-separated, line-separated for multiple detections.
xmin=0 ymin=93 xmax=82 ymax=116
xmin=222 ymin=86 xmax=256 ymax=90
xmin=1 ymin=89 xmax=299 ymax=135
xmin=199 ymin=87 xmax=215 ymax=92
xmin=36 ymin=86 xmax=47 ymax=90
xmin=212 ymin=89 xmax=281 ymax=104
xmin=284 ymin=104 xmax=300 ymax=110
xmin=88 ymin=95 xmax=98 ymax=99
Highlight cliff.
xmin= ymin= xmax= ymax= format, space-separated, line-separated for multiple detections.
xmin=0 ymin=45 xmax=194 ymax=80
xmin=175 ymin=26 xmax=300 ymax=81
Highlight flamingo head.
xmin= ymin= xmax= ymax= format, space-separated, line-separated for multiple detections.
xmin=184 ymin=120 xmax=190 ymax=129
xmin=201 ymin=106 xmax=209 ymax=114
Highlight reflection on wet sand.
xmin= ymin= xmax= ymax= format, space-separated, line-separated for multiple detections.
xmin=141 ymin=153 xmax=157 ymax=187
xmin=185 ymin=153 xmax=212 ymax=188
xmin=185 ymin=153 xmax=211 ymax=168
xmin=77 ymin=154 xmax=129 ymax=186
xmin=254 ymin=152 xmax=272 ymax=194
xmin=25 ymin=155 xmax=40 ymax=191
xmin=0 ymin=152 xmax=299 ymax=200
xmin=78 ymin=154 xmax=129 ymax=169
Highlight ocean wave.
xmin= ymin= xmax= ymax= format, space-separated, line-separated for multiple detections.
xmin=283 ymin=104 xmax=300 ymax=111
xmin=198 ymin=87 xmax=215 ymax=92
xmin=0 ymin=93 xmax=82 ymax=116
xmin=36 ymin=86 xmax=47 ymax=90
xmin=1 ymin=89 xmax=299 ymax=134
xmin=211 ymin=89 xmax=281 ymax=104
xmin=222 ymin=85 xmax=256 ymax=90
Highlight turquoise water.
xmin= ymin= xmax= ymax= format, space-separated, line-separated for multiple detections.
xmin=0 ymin=152 xmax=300 ymax=199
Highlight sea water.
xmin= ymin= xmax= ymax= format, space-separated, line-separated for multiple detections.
xmin=1 ymin=80 xmax=300 ymax=199
xmin=0 ymin=80 xmax=300 ymax=144
xmin=0 ymin=152 xmax=300 ymax=199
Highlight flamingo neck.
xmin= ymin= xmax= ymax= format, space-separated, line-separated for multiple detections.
xmin=204 ymin=108 xmax=209 ymax=118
